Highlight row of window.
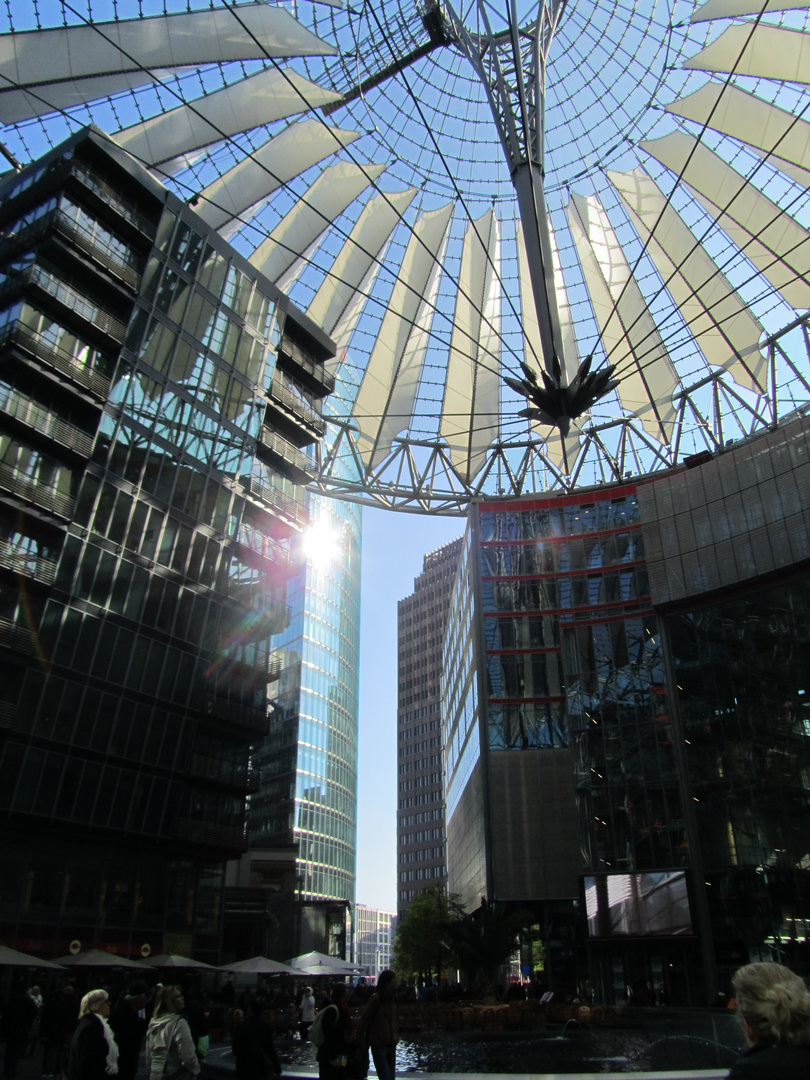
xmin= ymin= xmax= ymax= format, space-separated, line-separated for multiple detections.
xmin=398 ymin=808 xmax=443 ymax=828
xmin=399 ymin=790 xmax=442 ymax=809
xmin=399 ymin=847 xmax=443 ymax=863
xmin=399 ymin=866 xmax=444 ymax=882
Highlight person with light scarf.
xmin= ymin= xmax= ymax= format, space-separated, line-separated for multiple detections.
xmin=67 ymin=990 xmax=119 ymax=1080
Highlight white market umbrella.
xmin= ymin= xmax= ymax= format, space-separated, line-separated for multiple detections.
xmin=55 ymin=949 xmax=151 ymax=969
xmin=0 ymin=945 xmax=65 ymax=969
xmin=288 ymin=951 xmax=360 ymax=975
xmin=144 ymin=954 xmax=216 ymax=970
xmin=218 ymin=955 xmax=294 ymax=975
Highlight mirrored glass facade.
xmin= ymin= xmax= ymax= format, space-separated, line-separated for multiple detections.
xmin=0 ymin=128 xmax=334 ymax=960
xmin=445 ymin=429 xmax=810 ymax=1003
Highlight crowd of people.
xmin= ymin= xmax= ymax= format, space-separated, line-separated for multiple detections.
xmin=2 ymin=962 xmax=810 ymax=1080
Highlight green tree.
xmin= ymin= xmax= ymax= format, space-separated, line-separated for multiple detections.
xmin=446 ymin=896 xmax=529 ymax=1003
xmin=393 ymin=885 xmax=464 ymax=985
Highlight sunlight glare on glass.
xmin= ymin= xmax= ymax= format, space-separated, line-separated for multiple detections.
xmin=303 ymin=519 xmax=343 ymax=570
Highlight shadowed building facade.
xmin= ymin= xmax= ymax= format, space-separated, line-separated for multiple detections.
xmin=397 ymin=538 xmax=462 ymax=918
xmin=0 ymin=127 xmax=334 ymax=960
xmin=443 ymin=416 xmax=810 ymax=1004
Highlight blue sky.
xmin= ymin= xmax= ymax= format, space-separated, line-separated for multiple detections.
xmin=355 ymin=505 xmax=464 ymax=912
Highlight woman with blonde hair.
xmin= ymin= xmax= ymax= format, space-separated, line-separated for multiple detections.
xmin=145 ymin=987 xmax=200 ymax=1080
xmin=67 ymin=990 xmax=118 ymax=1080
xmin=728 ymin=961 xmax=810 ymax=1079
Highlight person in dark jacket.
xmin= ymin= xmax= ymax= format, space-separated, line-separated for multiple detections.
xmin=1 ymin=980 xmax=37 ymax=1080
xmin=727 ymin=961 xmax=810 ymax=1080
xmin=316 ymin=985 xmax=352 ymax=1080
xmin=357 ymin=970 xmax=398 ymax=1080
xmin=67 ymin=990 xmax=119 ymax=1080
xmin=109 ymin=982 xmax=148 ymax=1080
xmin=230 ymin=999 xmax=280 ymax=1080
xmin=41 ymin=985 xmax=79 ymax=1078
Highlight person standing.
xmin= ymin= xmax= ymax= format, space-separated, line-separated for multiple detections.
xmin=145 ymin=987 xmax=199 ymax=1080
xmin=41 ymin=985 xmax=79 ymax=1079
xmin=109 ymin=982 xmax=148 ymax=1080
xmin=358 ymin=971 xmax=399 ymax=1080
xmin=66 ymin=991 xmax=119 ymax=1080
xmin=316 ymin=984 xmax=352 ymax=1080
xmin=726 ymin=961 xmax=810 ymax=1079
xmin=230 ymin=998 xmax=280 ymax=1080
xmin=1 ymin=979 xmax=37 ymax=1080
xmin=299 ymin=988 xmax=316 ymax=1043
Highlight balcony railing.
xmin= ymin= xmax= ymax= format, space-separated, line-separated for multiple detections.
xmin=247 ymin=475 xmax=308 ymax=526
xmin=258 ymin=427 xmax=314 ymax=480
xmin=202 ymin=692 xmax=271 ymax=736
xmin=55 ymin=212 xmax=143 ymax=291
xmin=1 ymin=321 xmax=113 ymax=399
xmin=278 ymin=336 xmax=335 ymax=393
xmin=267 ymin=377 xmax=325 ymax=435
xmin=30 ymin=266 xmax=128 ymax=342
xmin=0 ymin=616 xmax=36 ymax=655
xmin=0 ymin=461 xmax=74 ymax=519
xmin=69 ymin=162 xmax=157 ymax=239
xmin=0 ymin=536 xmax=57 ymax=585
xmin=233 ymin=525 xmax=296 ymax=571
xmin=176 ymin=818 xmax=246 ymax=851
xmin=0 ymin=386 xmax=94 ymax=457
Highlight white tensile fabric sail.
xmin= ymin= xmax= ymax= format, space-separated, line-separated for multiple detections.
xmin=195 ymin=120 xmax=360 ymax=236
xmin=351 ymin=203 xmax=454 ymax=467
xmin=306 ymin=188 xmax=418 ymax=363
xmin=114 ymin=69 xmax=343 ymax=170
xmin=691 ymin=0 xmax=810 ymax=22
xmin=249 ymin=162 xmax=387 ymax=289
xmin=609 ymin=166 xmax=767 ymax=393
xmin=568 ymin=193 xmax=679 ymax=444
xmin=667 ymin=84 xmax=810 ymax=179
xmin=684 ymin=23 xmax=810 ymax=84
xmin=0 ymin=6 xmax=335 ymax=81
xmin=516 ymin=217 xmax=581 ymax=469
xmin=640 ymin=131 xmax=810 ymax=311
xmin=0 ymin=7 xmax=336 ymax=123
xmin=440 ymin=209 xmax=501 ymax=481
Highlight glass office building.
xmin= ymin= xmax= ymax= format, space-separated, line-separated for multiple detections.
xmin=444 ymin=417 xmax=810 ymax=1004
xmin=0 ymin=127 xmax=334 ymax=960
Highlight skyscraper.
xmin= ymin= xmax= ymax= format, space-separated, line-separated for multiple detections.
xmin=397 ymin=538 xmax=462 ymax=917
xmin=443 ymin=420 xmax=810 ymax=1004
xmin=230 ymin=491 xmax=361 ymax=961
xmin=0 ymin=126 xmax=333 ymax=960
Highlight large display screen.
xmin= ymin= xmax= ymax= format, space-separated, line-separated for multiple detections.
xmin=584 ymin=870 xmax=692 ymax=937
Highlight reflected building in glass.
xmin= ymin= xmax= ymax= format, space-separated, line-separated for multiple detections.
xmin=0 ymin=126 xmax=334 ymax=960
xmin=444 ymin=422 xmax=810 ymax=1005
